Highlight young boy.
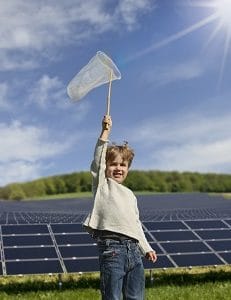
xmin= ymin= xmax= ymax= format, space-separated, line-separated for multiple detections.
xmin=83 ymin=115 xmax=157 ymax=300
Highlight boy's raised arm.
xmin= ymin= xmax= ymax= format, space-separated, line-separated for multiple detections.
xmin=91 ymin=115 xmax=112 ymax=190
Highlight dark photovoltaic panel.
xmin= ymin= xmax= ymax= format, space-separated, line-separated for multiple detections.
xmin=207 ymin=240 xmax=231 ymax=251
xmin=59 ymin=245 xmax=98 ymax=258
xmin=226 ymin=219 xmax=231 ymax=226
xmin=51 ymin=223 xmax=84 ymax=233
xmin=185 ymin=220 xmax=229 ymax=229
xmin=54 ymin=234 xmax=94 ymax=245
xmin=160 ymin=241 xmax=211 ymax=254
xmin=219 ymin=253 xmax=231 ymax=264
xmin=143 ymin=256 xmax=175 ymax=269
xmin=151 ymin=231 xmax=199 ymax=242
xmin=3 ymin=235 xmax=53 ymax=247
xmin=4 ymin=247 xmax=58 ymax=260
xmin=149 ymin=243 xmax=164 ymax=254
xmin=0 ymin=217 xmax=231 ymax=275
xmin=143 ymin=221 xmax=187 ymax=230
xmin=1 ymin=224 xmax=49 ymax=235
xmin=171 ymin=253 xmax=224 ymax=267
xmin=5 ymin=260 xmax=63 ymax=275
xmin=64 ymin=258 xmax=99 ymax=273
xmin=195 ymin=229 xmax=231 ymax=240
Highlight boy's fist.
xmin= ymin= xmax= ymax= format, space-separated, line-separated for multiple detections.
xmin=103 ymin=115 xmax=112 ymax=130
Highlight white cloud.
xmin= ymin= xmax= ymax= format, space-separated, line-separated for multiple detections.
xmin=116 ymin=0 xmax=155 ymax=30
xmin=129 ymin=111 xmax=231 ymax=173
xmin=28 ymin=75 xmax=64 ymax=108
xmin=0 ymin=121 xmax=74 ymax=186
xmin=27 ymin=74 xmax=91 ymax=120
xmin=156 ymin=139 xmax=231 ymax=173
xmin=0 ymin=161 xmax=42 ymax=187
xmin=0 ymin=82 xmax=11 ymax=110
xmin=0 ymin=0 xmax=155 ymax=70
xmin=144 ymin=60 xmax=204 ymax=88
xmin=0 ymin=50 xmax=38 ymax=71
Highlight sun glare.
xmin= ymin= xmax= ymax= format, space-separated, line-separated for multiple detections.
xmin=127 ymin=0 xmax=231 ymax=86
xmin=215 ymin=0 xmax=231 ymax=29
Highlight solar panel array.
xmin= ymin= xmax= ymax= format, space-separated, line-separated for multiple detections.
xmin=0 ymin=218 xmax=231 ymax=275
xmin=0 ymin=193 xmax=231 ymax=275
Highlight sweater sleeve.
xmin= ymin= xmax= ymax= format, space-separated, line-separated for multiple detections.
xmin=134 ymin=196 xmax=154 ymax=255
xmin=90 ymin=139 xmax=108 ymax=194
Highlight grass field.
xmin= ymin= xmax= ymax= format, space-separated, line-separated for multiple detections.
xmin=0 ymin=266 xmax=231 ymax=300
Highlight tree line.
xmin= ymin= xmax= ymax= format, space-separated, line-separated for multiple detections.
xmin=0 ymin=170 xmax=231 ymax=200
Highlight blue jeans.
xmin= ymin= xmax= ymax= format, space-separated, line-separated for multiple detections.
xmin=97 ymin=239 xmax=145 ymax=300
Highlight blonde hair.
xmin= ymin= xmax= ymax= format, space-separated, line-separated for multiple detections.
xmin=106 ymin=141 xmax=134 ymax=168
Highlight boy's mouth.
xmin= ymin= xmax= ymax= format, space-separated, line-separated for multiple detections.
xmin=113 ymin=172 xmax=122 ymax=177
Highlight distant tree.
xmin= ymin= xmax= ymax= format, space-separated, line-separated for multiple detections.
xmin=53 ymin=177 xmax=67 ymax=194
xmin=125 ymin=171 xmax=154 ymax=191
xmin=8 ymin=184 xmax=26 ymax=200
xmin=44 ymin=178 xmax=56 ymax=195
xmin=79 ymin=172 xmax=91 ymax=192
xmin=22 ymin=180 xmax=46 ymax=198
xmin=0 ymin=170 xmax=231 ymax=200
xmin=63 ymin=173 xmax=81 ymax=193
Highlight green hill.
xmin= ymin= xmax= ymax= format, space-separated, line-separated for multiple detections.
xmin=0 ymin=170 xmax=231 ymax=200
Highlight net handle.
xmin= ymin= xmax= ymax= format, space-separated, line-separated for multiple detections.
xmin=105 ymin=70 xmax=113 ymax=129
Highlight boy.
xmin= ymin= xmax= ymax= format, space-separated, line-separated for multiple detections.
xmin=83 ymin=115 xmax=157 ymax=300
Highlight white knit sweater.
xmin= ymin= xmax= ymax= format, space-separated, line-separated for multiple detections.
xmin=83 ymin=139 xmax=153 ymax=255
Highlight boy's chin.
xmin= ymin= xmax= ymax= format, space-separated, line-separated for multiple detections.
xmin=114 ymin=178 xmax=124 ymax=184
xmin=110 ymin=176 xmax=124 ymax=184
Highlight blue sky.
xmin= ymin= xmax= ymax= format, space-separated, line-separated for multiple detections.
xmin=1 ymin=0 xmax=231 ymax=186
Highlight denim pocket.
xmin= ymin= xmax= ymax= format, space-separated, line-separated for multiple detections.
xmin=101 ymin=249 xmax=117 ymax=258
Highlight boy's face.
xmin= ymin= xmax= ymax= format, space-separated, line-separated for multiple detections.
xmin=106 ymin=154 xmax=129 ymax=184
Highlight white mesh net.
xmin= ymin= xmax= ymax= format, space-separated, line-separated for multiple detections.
xmin=67 ymin=51 xmax=121 ymax=101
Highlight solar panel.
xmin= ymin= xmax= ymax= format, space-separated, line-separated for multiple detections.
xmin=59 ymin=245 xmax=98 ymax=258
xmin=3 ymin=235 xmax=53 ymax=247
xmin=5 ymin=260 xmax=63 ymax=275
xmin=185 ymin=220 xmax=228 ymax=229
xmin=64 ymin=258 xmax=99 ymax=273
xmin=171 ymin=253 xmax=224 ymax=267
xmin=226 ymin=219 xmax=231 ymax=226
xmin=4 ymin=247 xmax=58 ymax=260
xmin=195 ymin=229 xmax=231 ymax=240
xmin=0 ymin=193 xmax=231 ymax=275
xmin=2 ymin=224 xmax=49 ymax=235
xmin=160 ymin=241 xmax=211 ymax=254
xmin=143 ymin=221 xmax=187 ymax=230
xmin=143 ymin=255 xmax=175 ymax=269
xmin=149 ymin=242 xmax=164 ymax=254
xmin=51 ymin=223 xmax=84 ymax=233
xmin=207 ymin=240 xmax=231 ymax=251
xmin=54 ymin=233 xmax=94 ymax=245
xmin=151 ymin=231 xmax=199 ymax=242
xmin=0 ymin=217 xmax=230 ymax=275
xmin=219 ymin=253 xmax=231 ymax=264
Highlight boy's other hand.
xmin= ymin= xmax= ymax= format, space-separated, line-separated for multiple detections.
xmin=145 ymin=251 xmax=157 ymax=263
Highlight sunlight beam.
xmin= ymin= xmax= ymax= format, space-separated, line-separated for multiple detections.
xmin=125 ymin=13 xmax=219 ymax=63
xmin=216 ymin=0 xmax=231 ymax=28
